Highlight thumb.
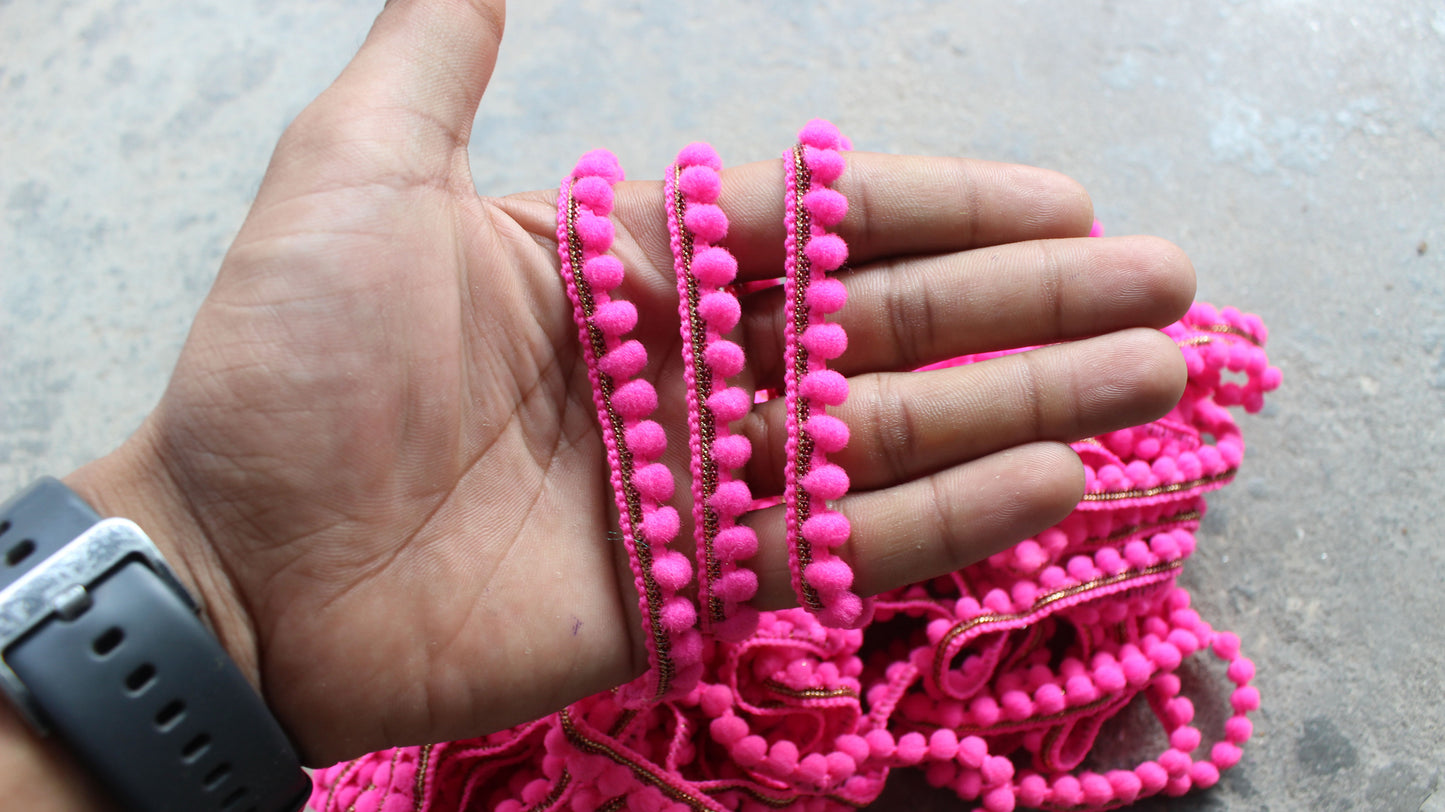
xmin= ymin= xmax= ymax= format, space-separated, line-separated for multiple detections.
xmin=272 ymin=0 xmax=505 ymax=179
xmin=335 ymin=0 xmax=506 ymax=145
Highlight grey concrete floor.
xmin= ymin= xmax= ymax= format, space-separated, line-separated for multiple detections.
xmin=3 ymin=1 xmax=1443 ymax=810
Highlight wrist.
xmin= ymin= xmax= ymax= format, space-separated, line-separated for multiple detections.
xmin=61 ymin=420 xmax=262 ymax=689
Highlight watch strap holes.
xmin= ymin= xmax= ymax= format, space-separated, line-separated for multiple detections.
xmin=155 ymin=699 xmax=186 ymax=731
xmin=124 ymin=662 xmax=156 ymax=694
xmin=181 ymin=732 xmax=211 ymax=763
xmin=91 ymin=626 xmax=124 ymax=656
xmin=220 ymin=785 xmax=251 ymax=810
xmin=0 ymin=520 xmax=11 ymax=536
xmin=202 ymin=762 xmax=232 ymax=790
xmin=5 ymin=538 xmax=35 ymax=567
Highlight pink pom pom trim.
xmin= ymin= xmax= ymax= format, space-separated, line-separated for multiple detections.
xmin=782 ymin=120 xmax=869 ymax=629
xmin=667 ymin=142 xmax=761 ymax=642
xmin=555 ymin=151 xmax=697 ymax=704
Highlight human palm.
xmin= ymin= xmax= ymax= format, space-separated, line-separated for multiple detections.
xmin=65 ymin=0 xmax=1194 ymax=771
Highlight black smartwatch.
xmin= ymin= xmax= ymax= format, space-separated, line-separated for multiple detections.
xmin=0 ymin=478 xmax=309 ymax=812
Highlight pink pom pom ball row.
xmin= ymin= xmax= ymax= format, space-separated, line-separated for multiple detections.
xmin=556 ymin=149 xmax=701 ymax=704
xmin=667 ymin=142 xmax=761 ymax=642
xmin=782 ymin=119 xmax=868 ymax=630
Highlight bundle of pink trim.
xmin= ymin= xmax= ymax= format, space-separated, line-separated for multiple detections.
xmin=310 ymin=122 xmax=1279 ymax=812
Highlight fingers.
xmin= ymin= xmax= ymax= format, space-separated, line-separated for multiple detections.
xmin=607 ymin=152 xmax=1093 ymax=285
xmin=745 ymin=442 xmax=1085 ymax=608
xmin=717 ymin=152 xmax=1096 ymax=279
xmin=740 ymin=328 xmax=1187 ymax=495
xmin=738 ymin=234 xmax=1196 ymax=385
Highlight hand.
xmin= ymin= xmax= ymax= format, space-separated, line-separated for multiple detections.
xmin=50 ymin=0 xmax=1192 ymax=776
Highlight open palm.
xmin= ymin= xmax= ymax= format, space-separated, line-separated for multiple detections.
xmin=69 ymin=0 xmax=1193 ymax=769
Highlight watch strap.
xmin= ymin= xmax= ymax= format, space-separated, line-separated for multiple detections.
xmin=1 ymin=478 xmax=309 ymax=812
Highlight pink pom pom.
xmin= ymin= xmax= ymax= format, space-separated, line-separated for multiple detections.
xmin=865 ymin=729 xmax=896 ymax=759
xmin=704 ymin=339 xmax=746 ymax=377
xmin=714 ymin=526 xmax=758 ymax=560
xmin=1230 ymin=686 xmax=1261 ymax=713
xmin=676 ymin=142 xmax=722 ymax=171
xmin=798 ymin=752 xmax=829 ymax=786
xmin=652 ymin=550 xmax=692 ymax=591
xmin=709 ymin=480 xmax=753 ymax=517
xmin=969 ymin=695 xmax=1001 ymax=727
xmin=801 ymin=463 xmax=850 ymax=500
xmin=983 ymin=787 xmax=1015 ymax=812
xmin=1190 ymin=760 xmax=1220 ymax=789
xmin=1081 ymin=773 xmax=1112 ymax=806
xmin=800 ymin=119 xmax=842 ymax=150
xmin=593 ymin=298 xmax=638 ymax=337
xmin=715 ymin=568 xmax=758 ymax=602
xmin=826 ymin=751 xmax=857 ymax=782
xmin=685 ymin=204 xmax=729 ymax=244
xmin=802 ymin=511 xmax=850 ymax=547
xmin=633 ymin=462 xmax=675 ymax=501
xmin=1159 ymin=748 xmax=1195 ymax=780
xmin=982 ymin=754 xmax=1015 ymax=786
xmin=804 ymin=146 xmax=845 ymax=186
xmin=611 ymin=378 xmax=657 ymax=419
xmin=1018 ymin=775 xmax=1049 ymax=807
xmin=711 ymin=434 xmax=752 ymax=469
xmin=804 ymin=188 xmax=848 ymax=227
xmin=1107 ymin=770 xmax=1142 ymax=803
xmin=1052 ymin=775 xmax=1084 ymax=806
xmin=732 ymin=735 xmax=768 ymax=766
xmin=957 ymin=736 xmax=988 ymax=768
xmin=765 ymin=740 xmax=800 ymax=774
xmin=801 ymin=322 xmax=848 ymax=359
xmin=1034 ymin=682 xmax=1066 ymax=714
xmin=678 ymin=165 xmax=722 ymax=203
xmin=691 ymin=246 xmax=738 ymax=287
xmin=817 ymin=592 xmax=864 ymax=628
xmin=1135 ymin=761 xmax=1168 ymax=793
xmin=707 ymin=386 xmax=752 ymax=422
xmin=1211 ymin=741 xmax=1243 ymax=769
xmin=804 ymin=414 xmax=850 ymax=452
xmin=1170 ymin=725 xmax=1202 ymax=753
xmin=804 ymin=558 xmax=854 ymax=594
xmin=599 ymin=339 xmax=648 ymax=380
xmin=710 ymin=713 xmax=749 ymax=745
xmin=575 ymin=212 xmax=614 ymax=251
xmin=805 ymin=233 xmax=848 ymax=271
xmin=895 ymin=731 xmax=928 ymax=765
xmin=660 ymin=596 xmax=696 ymax=633
xmin=572 ymin=176 xmax=614 ymax=213
xmin=1224 ymin=715 xmax=1254 ymax=744
xmin=574 ymin=149 xmax=623 ymax=184
xmin=1094 ymin=663 xmax=1126 ymax=693
xmin=1149 ymin=641 xmax=1183 ymax=672
xmin=928 ymin=729 xmax=959 ymax=760
xmin=807 ymin=277 xmax=847 ymax=314
xmin=698 ymin=291 xmax=741 ymax=332
xmin=800 ymin=370 xmax=849 ymax=406
xmin=582 ymin=255 xmax=624 ymax=292
xmin=626 ymin=419 xmax=667 ymax=459
xmin=641 ymin=505 xmax=679 ymax=544
xmin=700 ymin=685 xmax=733 ymax=718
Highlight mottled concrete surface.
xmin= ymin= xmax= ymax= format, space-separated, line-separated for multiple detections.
xmin=3 ymin=1 xmax=1443 ymax=809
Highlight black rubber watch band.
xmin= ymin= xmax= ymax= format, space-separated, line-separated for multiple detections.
xmin=0 ymin=478 xmax=309 ymax=812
